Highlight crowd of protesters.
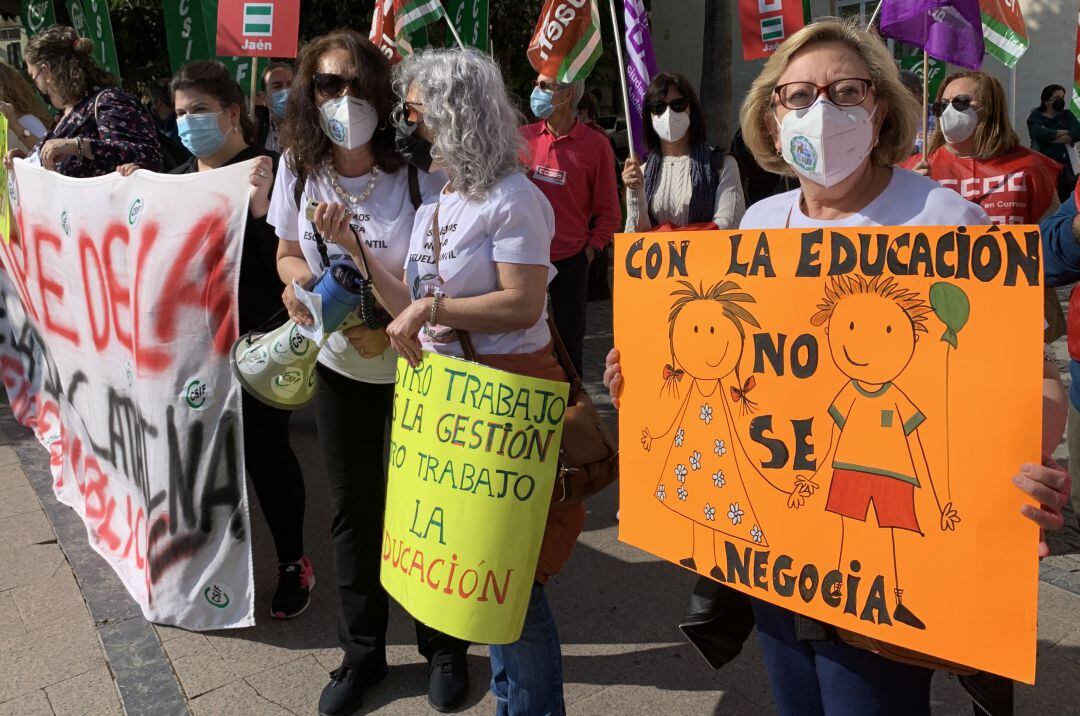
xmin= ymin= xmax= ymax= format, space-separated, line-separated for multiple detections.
xmin=1 ymin=15 xmax=1077 ymax=716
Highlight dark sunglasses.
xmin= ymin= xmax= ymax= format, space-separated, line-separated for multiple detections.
xmin=394 ymin=100 xmax=425 ymax=125
xmin=930 ymin=95 xmax=977 ymax=117
xmin=532 ymin=79 xmax=564 ymax=93
xmin=648 ymin=98 xmax=690 ymax=116
xmin=313 ymin=73 xmax=364 ymax=98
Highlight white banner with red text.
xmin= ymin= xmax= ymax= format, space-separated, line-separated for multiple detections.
xmin=0 ymin=161 xmax=253 ymax=629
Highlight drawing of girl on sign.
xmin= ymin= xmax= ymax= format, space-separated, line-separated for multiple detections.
xmin=642 ymin=280 xmax=817 ymax=579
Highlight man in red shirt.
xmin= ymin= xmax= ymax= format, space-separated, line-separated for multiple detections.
xmin=523 ymin=75 xmax=620 ymax=376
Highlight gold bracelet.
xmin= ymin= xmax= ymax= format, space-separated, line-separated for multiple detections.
xmin=427 ymin=291 xmax=443 ymax=327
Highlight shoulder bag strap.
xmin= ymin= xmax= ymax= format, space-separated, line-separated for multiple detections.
xmin=546 ymin=316 xmax=582 ymax=395
xmin=429 ymin=205 xmax=479 ymax=363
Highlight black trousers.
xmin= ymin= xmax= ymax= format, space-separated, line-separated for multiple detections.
xmin=549 ymin=249 xmax=589 ymax=377
xmin=313 ymin=364 xmax=467 ymax=670
xmin=242 ymin=391 xmax=305 ymax=564
xmin=1057 ymin=170 xmax=1078 ymax=203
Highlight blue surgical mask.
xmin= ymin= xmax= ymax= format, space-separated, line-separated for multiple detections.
xmin=530 ymin=86 xmax=556 ymax=120
xmin=270 ymin=88 xmax=289 ymax=118
xmin=177 ymin=111 xmax=227 ymax=158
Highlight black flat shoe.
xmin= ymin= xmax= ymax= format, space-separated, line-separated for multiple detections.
xmin=428 ymin=652 xmax=469 ymax=713
xmin=318 ymin=661 xmax=389 ymax=716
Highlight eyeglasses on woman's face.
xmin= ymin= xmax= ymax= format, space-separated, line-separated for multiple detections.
xmin=312 ymin=72 xmax=364 ymax=99
xmin=773 ymin=78 xmax=873 ymax=111
xmin=648 ymin=98 xmax=690 ymax=116
xmin=930 ymin=95 xmax=980 ymax=117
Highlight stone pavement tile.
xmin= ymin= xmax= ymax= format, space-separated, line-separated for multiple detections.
xmin=0 ymin=509 xmax=56 ymax=551
xmin=566 ymin=681 xmax=752 ymax=715
xmin=10 ymin=568 xmax=86 ymax=632
xmin=154 ymin=624 xmax=190 ymax=643
xmin=243 ymin=654 xmax=328 ymax=714
xmin=0 ymin=688 xmax=52 ymax=716
xmin=311 ymin=647 xmax=342 ymax=673
xmin=169 ymin=635 xmax=242 ymax=699
xmin=189 ymin=680 xmax=292 ymax=716
xmin=1037 ymin=615 xmax=1076 ymax=648
xmin=0 ymin=590 xmax=25 ymax=635
xmin=0 ymin=543 xmax=63 ymax=592
xmin=1053 ymin=626 xmax=1080 ymax=665
xmin=0 ymin=465 xmax=41 ymax=518
xmin=44 ymin=665 xmax=122 ymax=715
xmin=930 ymin=672 xmax=972 ymax=713
xmin=0 ymin=446 xmax=24 ymax=468
xmin=206 ymin=631 xmax=308 ymax=679
xmin=0 ymin=617 xmax=105 ymax=702
xmin=1039 ymin=582 xmax=1080 ymax=623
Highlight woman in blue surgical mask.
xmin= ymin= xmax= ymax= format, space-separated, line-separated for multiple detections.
xmin=118 ymin=59 xmax=312 ymax=623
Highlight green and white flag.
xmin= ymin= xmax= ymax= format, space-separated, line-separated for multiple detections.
xmin=242 ymin=3 xmax=273 ymax=36
xmin=397 ymin=0 xmax=446 ymax=44
xmin=980 ymin=0 xmax=1028 ymax=69
xmin=527 ymin=0 xmax=602 ymax=84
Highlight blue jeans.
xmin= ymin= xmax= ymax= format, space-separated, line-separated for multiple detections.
xmin=489 ymin=582 xmax=565 ymax=716
xmin=752 ymin=600 xmax=933 ymax=716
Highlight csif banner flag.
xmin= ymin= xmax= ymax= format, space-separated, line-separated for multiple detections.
xmin=980 ymin=0 xmax=1028 ymax=69
xmin=445 ymin=0 xmax=489 ymax=50
xmin=0 ymin=160 xmax=255 ymax=629
xmin=527 ymin=0 xmax=603 ymax=84
xmin=20 ymin=0 xmax=56 ymax=38
xmin=66 ymin=0 xmax=122 ymax=80
xmin=738 ymin=0 xmax=806 ymax=62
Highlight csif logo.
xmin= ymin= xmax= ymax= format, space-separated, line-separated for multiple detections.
xmin=128 ymin=197 xmax=144 ymax=227
xmin=182 ymin=378 xmax=212 ymax=410
xmin=203 ymin=583 xmax=231 ymax=609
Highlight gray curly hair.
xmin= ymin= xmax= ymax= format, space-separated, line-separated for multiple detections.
xmin=394 ymin=49 xmax=524 ymax=201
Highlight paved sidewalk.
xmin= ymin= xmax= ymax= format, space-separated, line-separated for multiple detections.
xmin=0 ymin=445 xmax=123 ymax=715
xmin=1 ymin=296 xmax=1080 ymax=714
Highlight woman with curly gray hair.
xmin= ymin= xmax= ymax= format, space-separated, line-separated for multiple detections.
xmin=326 ymin=48 xmax=580 ymax=716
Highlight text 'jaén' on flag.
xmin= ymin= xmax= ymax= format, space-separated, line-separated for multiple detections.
xmin=527 ymin=0 xmax=603 ymax=84
xmin=980 ymin=0 xmax=1027 ymax=68
xmin=738 ymin=0 xmax=807 ymax=62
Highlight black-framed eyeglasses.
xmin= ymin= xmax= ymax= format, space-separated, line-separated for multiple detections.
xmin=930 ymin=95 xmax=978 ymax=117
xmin=532 ymin=79 xmax=564 ymax=93
xmin=773 ymin=78 xmax=873 ymax=110
xmin=313 ymin=73 xmax=364 ymax=98
xmin=648 ymin=98 xmax=690 ymax=116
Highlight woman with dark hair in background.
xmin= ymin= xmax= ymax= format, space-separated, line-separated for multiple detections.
xmin=621 ymin=71 xmax=745 ymax=231
xmin=1028 ymin=83 xmax=1080 ymax=201
xmin=117 ymin=59 xmax=312 ymax=621
xmin=265 ymin=29 xmax=468 ymax=716
xmin=19 ymin=25 xmax=160 ymax=175
xmin=0 ymin=60 xmax=51 ymax=153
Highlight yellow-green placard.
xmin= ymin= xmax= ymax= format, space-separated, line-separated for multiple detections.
xmin=381 ymin=351 xmax=569 ymax=644
xmin=0 ymin=114 xmax=9 ymax=244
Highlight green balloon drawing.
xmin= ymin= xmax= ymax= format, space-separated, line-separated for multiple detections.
xmin=929 ymin=282 xmax=970 ymax=349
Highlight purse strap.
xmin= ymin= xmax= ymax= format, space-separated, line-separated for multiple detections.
xmin=429 ymin=205 xmax=480 ymax=362
xmin=545 ymin=316 xmax=582 ymax=395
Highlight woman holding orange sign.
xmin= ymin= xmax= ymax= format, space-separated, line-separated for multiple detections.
xmin=604 ymin=17 xmax=1070 ymax=716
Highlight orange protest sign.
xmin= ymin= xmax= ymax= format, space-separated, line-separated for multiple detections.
xmin=613 ymin=226 xmax=1042 ymax=682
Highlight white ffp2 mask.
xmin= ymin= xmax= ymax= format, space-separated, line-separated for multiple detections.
xmin=939 ymin=103 xmax=979 ymax=144
xmin=319 ymin=96 xmax=378 ymax=150
xmin=651 ymin=108 xmax=691 ymax=143
xmin=778 ymin=97 xmax=876 ymax=188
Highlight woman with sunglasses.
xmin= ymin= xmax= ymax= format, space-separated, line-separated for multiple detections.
xmin=1028 ymin=84 xmax=1080 ymax=202
xmin=604 ymin=19 xmax=1070 ymax=715
xmin=265 ymin=30 xmax=468 ymax=716
xmin=908 ymin=72 xmax=1061 ymax=228
xmin=622 ymin=72 xmax=745 ymax=231
xmin=325 ymin=47 xmax=581 ymax=716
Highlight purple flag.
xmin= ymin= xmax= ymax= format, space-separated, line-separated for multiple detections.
xmin=624 ymin=0 xmax=658 ymax=157
xmin=879 ymin=0 xmax=984 ymax=70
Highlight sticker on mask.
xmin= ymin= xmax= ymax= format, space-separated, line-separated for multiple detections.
xmin=789 ymin=136 xmax=817 ymax=172
xmin=533 ymin=166 xmax=567 ymax=185
xmin=327 ymin=118 xmax=346 ymax=145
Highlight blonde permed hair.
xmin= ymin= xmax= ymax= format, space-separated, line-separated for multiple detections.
xmin=810 ymin=275 xmax=931 ymax=333
xmin=739 ymin=17 xmax=919 ymax=177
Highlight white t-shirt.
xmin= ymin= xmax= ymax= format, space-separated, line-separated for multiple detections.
xmin=405 ymin=172 xmax=556 ymax=357
xmin=740 ymin=167 xmax=991 ymax=229
xmin=268 ymin=156 xmax=423 ymax=383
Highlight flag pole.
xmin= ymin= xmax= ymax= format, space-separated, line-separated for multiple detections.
xmin=867 ymin=0 xmax=883 ymax=29
xmin=442 ymin=6 xmax=466 ymax=49
xmin=607 ymin=0 xmax=637 ymax=159
xmin=1009 ymin=65 xmax=1017 ymax=125
xmin=250 ymin=58 xmax=258 ymax=121
xmin=922 ymin=49 xmax=929 ymax=161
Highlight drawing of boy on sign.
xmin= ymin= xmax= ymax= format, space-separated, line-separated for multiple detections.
xmin=810 ymin=275 xmax=960 ymax=630
xmin=642 ymin=280 xmax=817 ymax=580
